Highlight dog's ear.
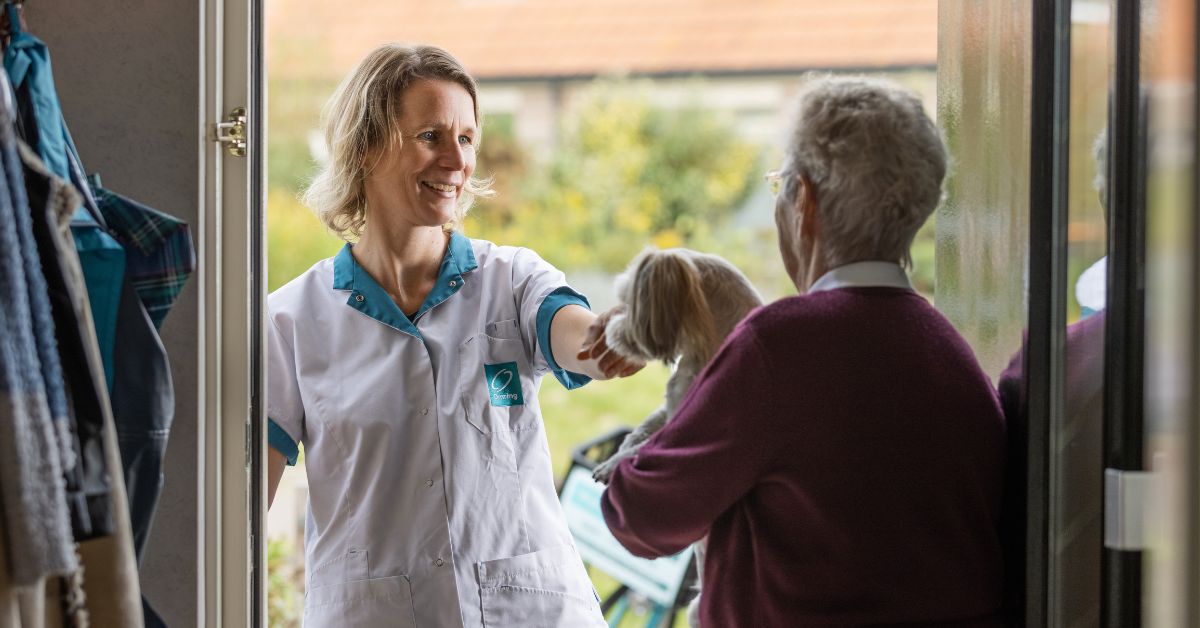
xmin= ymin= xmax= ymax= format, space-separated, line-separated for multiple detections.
xmin=628 ymin=249 xmax=719 ymax=361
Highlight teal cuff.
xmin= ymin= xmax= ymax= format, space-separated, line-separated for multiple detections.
xmin=536 ymin=286 xmax=593 ymax=390
xmin=268 ymin=418 xmax=299 ymax=466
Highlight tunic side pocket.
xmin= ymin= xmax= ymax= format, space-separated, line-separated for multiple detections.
xmin=477 ymin=543 xmax=606 ymax=628
xmin=304 ymin=549 xmax=417 ymax=627
xmin=303 ymin=574 xmax=416 ymax=628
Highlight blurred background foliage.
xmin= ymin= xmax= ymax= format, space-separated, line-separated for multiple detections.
xmin=466 ymin=80 xmax=763 ymax=272
xmin=266 ymin=77 xmax=938 ymax=298
xmin=267 ymin=538 xmax=304 ymax=628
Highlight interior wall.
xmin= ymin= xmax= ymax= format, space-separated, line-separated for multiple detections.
xmin=25 ymin=2 xmax=201 ymax=625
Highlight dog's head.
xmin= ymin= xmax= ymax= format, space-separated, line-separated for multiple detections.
xmin=606 ymin=248 xmax=719 ymax=363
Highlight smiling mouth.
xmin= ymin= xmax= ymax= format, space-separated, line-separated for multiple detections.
xmin=421 ymin=181 xmax=457 ymax=194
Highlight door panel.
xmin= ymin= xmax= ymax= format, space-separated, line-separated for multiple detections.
xmin=1142 ymin=0 xmax=1198 ymax=625
xmin=1057 ymin=2 xmax=1110 ymax=626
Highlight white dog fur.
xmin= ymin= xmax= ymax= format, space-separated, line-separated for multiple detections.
xmin=592 ymin=247 xmax=762 ymax=627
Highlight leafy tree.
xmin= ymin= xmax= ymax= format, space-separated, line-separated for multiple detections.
xmin=467 ymin=79 xmax=763 ymax=272
xmin=267 ymin=188 xmax=343 ymax=292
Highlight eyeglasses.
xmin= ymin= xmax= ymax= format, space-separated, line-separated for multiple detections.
xmin=764 ymin=170 xmax=787 ymax=197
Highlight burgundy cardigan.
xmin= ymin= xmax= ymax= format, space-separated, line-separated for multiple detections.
xmin=602 ymin=288 xmax=1006 ymax=627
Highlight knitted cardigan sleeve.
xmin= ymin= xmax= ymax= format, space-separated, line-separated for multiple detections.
xmin=601 ymin=322 xmax=777 ymax=557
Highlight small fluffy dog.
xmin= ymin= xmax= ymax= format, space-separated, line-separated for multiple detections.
xmin=591 ymin=247 xmax=762 ymax=627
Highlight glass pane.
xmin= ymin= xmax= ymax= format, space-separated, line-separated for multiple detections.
xmin=935 ymin=0 xmax=1032 ymax=380
xmin=1142 ymin=0 xmax=1197 ymax=623
xmin=937 ymin=6 xmax=1034 ymax=619
xmin=1055 ymin=1 xmax=1111 ymax=625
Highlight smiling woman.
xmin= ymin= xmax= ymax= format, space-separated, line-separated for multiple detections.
xmin=264 ymin=43 xmax=642 ymax=628
xmin=301 ymin=44 xmax=492 ymax=240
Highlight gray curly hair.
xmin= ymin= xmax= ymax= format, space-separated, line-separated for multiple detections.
xmin=303 ymin=44 xmax=494 ymax=240
xmin=782 ymin=75 xmax=947 ymax=268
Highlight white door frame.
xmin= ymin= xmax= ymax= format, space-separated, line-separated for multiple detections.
xmin=200 ymin=0 xmax=265 ymax=625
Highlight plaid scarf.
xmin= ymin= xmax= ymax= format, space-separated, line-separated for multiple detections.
xmin=89 ymin=176 xmax=195 ymax=329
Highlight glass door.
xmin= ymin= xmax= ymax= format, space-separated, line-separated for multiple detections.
xmin=936 ymin=0 xmax=1194 ymax=624
xmin=1141 ymin=0 xmax=1198 ymax=625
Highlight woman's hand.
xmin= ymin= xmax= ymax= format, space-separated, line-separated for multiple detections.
xmin=577 ymin=305 xmax=644 ymax=379
xmin=550 ymin=304 xmax=644 ymax=380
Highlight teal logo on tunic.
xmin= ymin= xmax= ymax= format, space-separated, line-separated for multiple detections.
xmin=484 ymin=362 xmax=524 ymax=407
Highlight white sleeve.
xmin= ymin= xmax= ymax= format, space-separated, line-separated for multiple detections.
xmin=511 ymin=247 xmax=593 ymax=389
xmin=266 ymin=309 xmax=304 ymax=465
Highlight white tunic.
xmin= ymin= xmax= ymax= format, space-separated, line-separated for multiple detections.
xmin=267 ymin=233 xmax=605 ymax=627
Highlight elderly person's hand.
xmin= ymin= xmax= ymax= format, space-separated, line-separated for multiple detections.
xmin=577 ymin=305 xmax=645 ymax=379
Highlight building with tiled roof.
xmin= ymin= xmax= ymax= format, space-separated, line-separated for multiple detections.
xmin=267 ymin=0 xmax=937 ymax=80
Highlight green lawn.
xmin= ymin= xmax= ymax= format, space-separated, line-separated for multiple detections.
xmin=540 ymin=361 xmax=671 ymax=483
xmin=540 ymin=362 xmax=692 ymax=626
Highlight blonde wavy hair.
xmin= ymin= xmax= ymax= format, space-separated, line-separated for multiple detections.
xmin=303 ymin=44 xmax=494 ymax=240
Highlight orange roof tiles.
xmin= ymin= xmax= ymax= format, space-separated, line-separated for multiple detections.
xmin=267 ymin=0 xmax=937 ymax=80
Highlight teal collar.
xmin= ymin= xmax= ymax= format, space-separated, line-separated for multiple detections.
xmin=332 ymin=231 xmax=478 ymax=338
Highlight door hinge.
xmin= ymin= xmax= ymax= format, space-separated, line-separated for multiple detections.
xmin=1104 ymin=468 xmax=1155 ymax=551
xmin=212 ymin=106 xmax=247 ymax=157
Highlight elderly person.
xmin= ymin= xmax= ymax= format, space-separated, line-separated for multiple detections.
xmin=265 ymin=44 xmax=639 ymax=627
xmin=599 ymin=76 xmax=1006 ymax=626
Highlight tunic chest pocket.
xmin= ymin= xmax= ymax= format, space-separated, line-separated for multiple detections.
xmin=459 ymin=319 xmax=538 ymax=434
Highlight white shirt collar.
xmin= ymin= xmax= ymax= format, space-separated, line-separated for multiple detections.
xmin=807 ymin=261 xmax=913 ymax=294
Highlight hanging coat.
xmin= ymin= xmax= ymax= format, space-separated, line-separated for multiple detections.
xmin=21 ymin=143 xmax=113 ymax=541
xmin=2 ymin=140 xmax=145 ymax=628
xmin=3 ymin=3 xmax=125 ymax=390
xmin=2 ymin=10 xmax=117 ymax=542
xmin=0 ymin=72 xmax=75 ymax=588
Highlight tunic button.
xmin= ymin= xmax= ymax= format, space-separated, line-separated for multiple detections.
xmin=449 ymin=280 xmax=457 ymax=287
xmin=421 ymin=407 xmax=429 ymax=416
xmin=354 ymin=294 xmax=364 ymax=302
xmin=435 ymin=558 xmax=445 ymax=567
xmin=426 ymin=479 xmax=434 ymax=487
